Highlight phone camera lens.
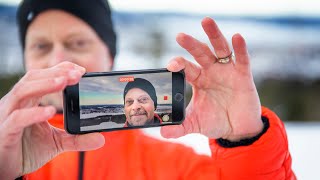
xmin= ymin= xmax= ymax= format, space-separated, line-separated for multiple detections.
xmin=174 ymin=93 xmax=183 ymax=102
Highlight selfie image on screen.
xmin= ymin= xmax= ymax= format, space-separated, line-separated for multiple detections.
xmin=79 ymin=72 xmax=172 ymax=132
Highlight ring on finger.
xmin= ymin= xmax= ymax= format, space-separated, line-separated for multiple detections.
xmin=217 ymin=52 xmax=235 ymax=64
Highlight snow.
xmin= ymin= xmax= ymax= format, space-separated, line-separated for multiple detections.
xmin=81 ymin=121 xmax=124 ymax=131
xmin=286 ymin=123 xmax=320 ymax=180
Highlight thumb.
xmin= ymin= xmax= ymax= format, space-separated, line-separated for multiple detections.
xmin=55 ymin=129 xmax=105 ymax=152
xmin=160 ymin=125 xmax=186 ymax=138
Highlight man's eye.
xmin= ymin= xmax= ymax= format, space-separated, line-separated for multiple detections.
xmin=29 ymin=42 xmax=51 ymax=55
xmin=126 ymin=100 xmax=133 ymax=106
xmin=34 ymin=43 xmax=50 ymax=51
xmin=68 ymin=39 xmax=90 ymax=50
xmin=139 ymin=97 xmax=149 ymax=103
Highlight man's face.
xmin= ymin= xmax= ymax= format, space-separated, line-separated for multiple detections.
xmin=24 ymin=10 xmax=113 ymax=109
xmin=124 ymin=88 xmax=155 ymax=126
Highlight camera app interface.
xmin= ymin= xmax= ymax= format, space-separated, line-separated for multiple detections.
xmin=79 ymin=72 xmax=172 ymax=131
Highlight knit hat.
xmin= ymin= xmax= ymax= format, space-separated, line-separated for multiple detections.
xmin=123 ymin=78 xmax=158 ymax=110
xmin=16 ymin=0 xmax=117 ymax=59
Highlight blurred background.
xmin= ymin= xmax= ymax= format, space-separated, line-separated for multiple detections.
xmin=0 ymin=0 xmax=319 ymax=179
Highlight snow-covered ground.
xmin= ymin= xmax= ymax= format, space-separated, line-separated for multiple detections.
xmin=81 ymin=121 xmax=124 ymax=131
xmin=143 ymin=122 xmax=320 ymax=179
xmin=286 ymin=123 xmax=320 ymax=180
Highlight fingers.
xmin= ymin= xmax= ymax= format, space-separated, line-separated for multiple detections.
xmin=167 ymin=57 xmax=201 ymax=84
xmin=232 ymin=33 xmax=253 ymax=77
xmin=176 ymin=33 xmax=215 ymax=68
xmin=53 ymin=128 xmax=105 ymax=152
xmin=4 ymin=77 xmax=67 ymax=115
xmin=13 ymin=77 xmax=67 ymax=101
xmin=160 ymin=124 xmax=186 ymax=138
xmin=4 ymin=62 xmax=85 ymax=116
xmin=201 ymin=17 xmax=232 ymax=59
xmin=21 ymin=61 xmax=86 ymax=84
xmin=232 ymin=33 xmax=250 ymax=66
xmin=177 ymin=17 xmax=243 ymax=70
xmin=1 ymin=106 xmax=56 ymax=137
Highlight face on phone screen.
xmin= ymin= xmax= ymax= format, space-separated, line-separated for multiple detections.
xmin=79 ymin=72 xmax=173 ymax=132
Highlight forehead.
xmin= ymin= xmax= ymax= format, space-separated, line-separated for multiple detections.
xmin=125 ymin=88 xmax=150 ymax=99
xmin=26 ymin=9 xmax=98 ymax=41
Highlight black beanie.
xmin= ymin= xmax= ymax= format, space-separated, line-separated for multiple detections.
xmin=16 ymin=0 xmax=117 ymax=59
xmin=123 ymin=78 xmax=158 ymax=110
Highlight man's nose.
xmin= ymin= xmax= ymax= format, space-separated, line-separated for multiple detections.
xmin=131 ymin=101 xmax=142 ymax=111
xmin=48 ymin=45 xmax=73 ymax=67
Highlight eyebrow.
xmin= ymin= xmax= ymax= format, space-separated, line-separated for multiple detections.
xmin=139 ymin=95 xmax=150 ymax=99
xmin=64 ymin=33 xmax=92 ymax=40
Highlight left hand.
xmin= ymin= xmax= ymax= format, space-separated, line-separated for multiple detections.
xmin=161 ymin=17 xmax=263 ymax=141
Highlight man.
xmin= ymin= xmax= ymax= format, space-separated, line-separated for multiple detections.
xmin=0 ymin=0 xmax=296 ymax=179
xmin=123 ymin=78 xmax=162 ymax=127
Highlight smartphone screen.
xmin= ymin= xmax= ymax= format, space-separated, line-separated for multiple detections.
xmin=64 ymin=69 xmax=185 ymax=134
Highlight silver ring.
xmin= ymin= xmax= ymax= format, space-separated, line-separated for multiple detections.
xmin=217 ymin=52 xmax=234 ymax=64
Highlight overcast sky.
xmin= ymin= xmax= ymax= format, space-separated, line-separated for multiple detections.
xmin=1 ymin=0 xmax=320 ymax=17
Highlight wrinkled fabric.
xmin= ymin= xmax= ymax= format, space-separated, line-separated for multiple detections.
xmin=25 ymin=107 xmax=295 ymax=180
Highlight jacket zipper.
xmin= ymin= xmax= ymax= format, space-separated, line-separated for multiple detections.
xmin=78 ymin=152 xmax=85 ymax=180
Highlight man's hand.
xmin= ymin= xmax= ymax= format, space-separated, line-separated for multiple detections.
xmin=161 ymin=17 xmax=263 ymax=141
xmin=0 ymin=62 xmax=105 ymax=180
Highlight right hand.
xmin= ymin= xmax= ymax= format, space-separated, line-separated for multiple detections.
xmin=0 ymin=62 xmax=105 ymax=180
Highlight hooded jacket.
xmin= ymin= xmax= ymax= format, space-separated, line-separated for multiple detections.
xmin=24 ymin=107 xmax=296 ymax=180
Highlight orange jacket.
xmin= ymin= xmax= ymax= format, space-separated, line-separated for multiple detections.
xmin=24 ymin=107 xmax=295 ymax=180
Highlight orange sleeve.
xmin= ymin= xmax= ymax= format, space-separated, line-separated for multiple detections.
xmin=208 ymin=107 xmax=296 ymax=180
